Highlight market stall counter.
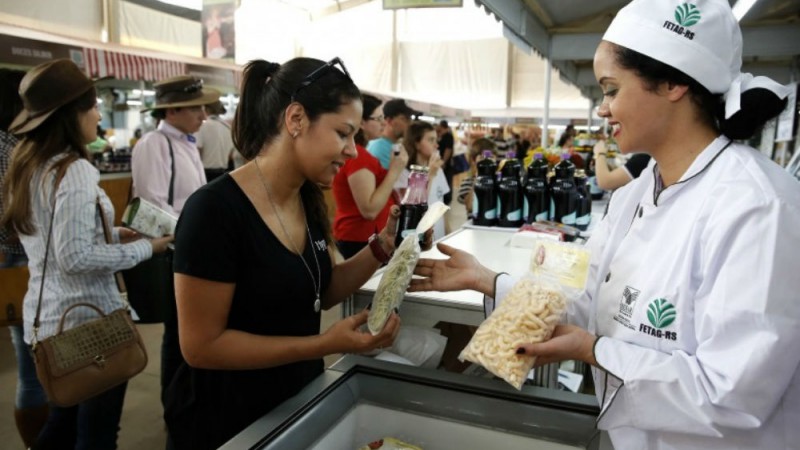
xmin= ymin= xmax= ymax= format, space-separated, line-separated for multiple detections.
xmin=223 ymin=355 xmax=610 ymax=450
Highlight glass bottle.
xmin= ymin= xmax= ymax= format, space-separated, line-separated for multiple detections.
xmin=395 ymin=165 xmax=429 ymax=247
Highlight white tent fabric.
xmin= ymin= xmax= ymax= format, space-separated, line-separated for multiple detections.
xmin=118 ymin=1 xmax=202 ymax=57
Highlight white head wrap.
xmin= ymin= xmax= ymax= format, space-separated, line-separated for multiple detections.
xmin=603 ymin=0 xmax=792 ymax=119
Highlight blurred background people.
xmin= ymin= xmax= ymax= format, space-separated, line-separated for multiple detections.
xmin=0 ymin=67 xmax=49 ymax=450
xmin=436 ymin=120 xmax=454 ymax=205
xmin=367 ymin=98 xmax=419 ymax=169
xmin=593 ymin=140 xmax=651 ymax=191
xmin=332 ymin=94 xmax=408 ymax=259
xmin=196 ymin=100 xmax=234 ymax=182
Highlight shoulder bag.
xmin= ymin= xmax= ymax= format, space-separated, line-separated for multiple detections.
xmin=32 ymin=166 xmax=148 ymax=407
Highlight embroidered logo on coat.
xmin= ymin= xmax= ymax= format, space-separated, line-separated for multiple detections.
xmin=638 ymin=298 xmax=678 ymax=341
xmin=613 ymin=286 xmax=640 ymax=330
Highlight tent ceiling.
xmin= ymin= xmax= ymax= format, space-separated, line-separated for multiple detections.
xmin=479 ymin=0 xmax=800 ymax=100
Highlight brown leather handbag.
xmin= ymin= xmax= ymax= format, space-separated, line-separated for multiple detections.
xmin=32 ymin=174 xmax=147 ymax=407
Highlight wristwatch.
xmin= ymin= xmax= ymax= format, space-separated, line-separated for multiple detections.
xmin=368 ymin=233 xmax=392 ymax=264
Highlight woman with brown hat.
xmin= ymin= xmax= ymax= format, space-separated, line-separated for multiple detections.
xmin=165 ymin=57 xmax=403 ymax=450
xmin=0 ymin=58 xmax=173 ymax=449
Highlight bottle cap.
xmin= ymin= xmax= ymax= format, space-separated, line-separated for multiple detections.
xmin=409 ymin=164 xmax=429 ymax=172
xmin=561 ymin=153 xmax=571 ymax=160
xmin=534 ymin=152 xmax=543 ymax=160
xmin=482 ymin=150 xmax=494 ymax=158
xmin=506 ymin=151 xmax=516 ymax=159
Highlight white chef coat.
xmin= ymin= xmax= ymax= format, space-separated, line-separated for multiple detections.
xmin=493 ymin=136 xmax=800 ymax=449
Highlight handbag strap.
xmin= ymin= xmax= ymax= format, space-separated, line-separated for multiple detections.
xmin=157 ymin=130 xmax=176 ymax=207
xmin=33 ymin=162 xmax=130 ymax=346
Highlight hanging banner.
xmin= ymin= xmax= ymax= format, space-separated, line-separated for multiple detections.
xmin=202 ymin=0 xmax=236 ymax=61
xmin=383 ymin=0 xmax=463 ymax=9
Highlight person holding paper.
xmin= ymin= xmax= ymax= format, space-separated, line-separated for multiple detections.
xmin=1 ymin=59 xmax=172 ymax=449
xmin=166 ymin=57 xmax=404 ymax=450
xmin=409 ymin=1 xmax=800 ymax=448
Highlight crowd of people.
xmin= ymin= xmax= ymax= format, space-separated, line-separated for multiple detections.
xmin=0 ymin=1 xmax=798 ymax=449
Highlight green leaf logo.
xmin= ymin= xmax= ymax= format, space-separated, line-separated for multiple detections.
xmin=674 ymin=3 xmax=701 ymax=27
xmin=647 ymin=298 xmax=676 ymax=328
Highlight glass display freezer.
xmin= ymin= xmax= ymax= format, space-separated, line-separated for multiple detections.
xmin=222 ymin=355 xmax=610 ymax=450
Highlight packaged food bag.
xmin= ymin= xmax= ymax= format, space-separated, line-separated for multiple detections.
xmin=122 ymin=197 xmax=177 ymax=238
xmin=359 ymin=437 xmax=423 ymax=450
xmin=458 ymin=239 xmax=591 ymax=389
xmin=368 ymin=202 xmax=450 ymax=335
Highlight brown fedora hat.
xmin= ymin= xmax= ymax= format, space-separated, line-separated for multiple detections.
xmin=10 ymin=59 xmax=99 ymax=134
xmin=148 ymin=76 xmax=220 ymax=111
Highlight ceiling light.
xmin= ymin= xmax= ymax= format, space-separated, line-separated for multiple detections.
xmin=732 ymin=0 xmax=758 ymax=21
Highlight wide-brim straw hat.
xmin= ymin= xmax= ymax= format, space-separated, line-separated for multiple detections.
xmin=146 ymin=75 xmax=220 ymax=111
xmin=10 ymin=59 xmax=103 ymax=134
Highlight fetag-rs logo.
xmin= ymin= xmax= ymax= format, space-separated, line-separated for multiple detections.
xmin=638 ymin=298 xmax=678 ymax=340
xmin=663 ymin=3 xmax=700 ymax=40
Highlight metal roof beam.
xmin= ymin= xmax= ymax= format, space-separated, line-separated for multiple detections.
xmin=477 ymin=0 xmax=550 ymax=56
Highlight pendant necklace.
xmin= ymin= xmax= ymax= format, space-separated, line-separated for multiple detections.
xmin=255 ymin=157 xmax=322 ymax=313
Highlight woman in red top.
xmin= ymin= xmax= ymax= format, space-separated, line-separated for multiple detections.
xmin=332 ymin=94 xmax=408 ymax=259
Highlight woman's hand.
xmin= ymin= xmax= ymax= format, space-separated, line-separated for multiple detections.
xmin=593 ymin=139 xmax=608 ymax=158
xmin=428 ymin=151 xmax=443 ymax=178
xmin=409 ymin=243 xmax=493 ymax=294
xmin=119 ymin=227 xmax=142 ymax=244
xmin=323 ymin=309 xmax=400 ymax=353
xmin=388 ymin=146 xmax=409 ymax=177
xmin=378 ymin=205 xmax=401 ymax=256
xmin=515 ymin=324 xmax=598 ymax=367
xmin=149 ymin=235 xmax=174 ymax=254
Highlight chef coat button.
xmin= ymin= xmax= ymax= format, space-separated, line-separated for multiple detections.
xmin=638 ymin=207 xmax=643 ymax=218
xmin=605 ymin=272 xmax=611 ymax=282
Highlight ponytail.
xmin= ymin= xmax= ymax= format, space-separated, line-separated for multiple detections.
xmin=718 ymin=88 xmax=788 ymax=140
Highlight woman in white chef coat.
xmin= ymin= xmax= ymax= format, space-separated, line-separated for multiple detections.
xmin=409 ymin=0 xmax=800 ymax=448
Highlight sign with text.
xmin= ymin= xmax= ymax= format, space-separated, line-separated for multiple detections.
xmin=383 ymin=0 xmax=463 ymax=9
xmin=0 ymin=34 xmax=82 ymax=68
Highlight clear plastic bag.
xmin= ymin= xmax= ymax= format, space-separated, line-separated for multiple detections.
xmin=368 ymin=202 xmax=450 ymax=335
xmin=458 ymin=239 xmax=590 ymax=389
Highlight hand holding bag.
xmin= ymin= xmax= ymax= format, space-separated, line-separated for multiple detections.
xmin=32 ymin=167 xmax=148 ymax=407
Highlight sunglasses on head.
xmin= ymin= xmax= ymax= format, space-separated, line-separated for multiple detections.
xmin=291 ymin=57 xmax=351 ymax=102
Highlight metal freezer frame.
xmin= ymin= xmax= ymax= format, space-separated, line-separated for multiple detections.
xmin=223 ymin=355 xmax=603 ymax=450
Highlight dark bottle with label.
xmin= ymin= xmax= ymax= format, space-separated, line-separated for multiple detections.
xmin=395 ymin=165 xmax=429 ymax=247
xmin=585 ymin=154 xmax=605 ymax=200
xmin=523 ymin=152 xmax=550 ymax=224
xmin=497 ymin=151 xmax=523 ymax=228
xmin=574 ymin=169 xmax=592 ymax=231
xmin=472 ymin=150 xmax=498 ymax=226
xmin=549 ymin=153 xmax=578 ymax=226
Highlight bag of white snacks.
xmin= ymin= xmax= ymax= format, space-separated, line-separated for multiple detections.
xmin=367 ymin=202 xmax=450 ymax=335
xmin=459 ymin=239 xmax=591 ymax=389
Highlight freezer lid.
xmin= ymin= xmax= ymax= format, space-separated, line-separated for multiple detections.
xmin=223 ymin=356 xmax=602 ymax=450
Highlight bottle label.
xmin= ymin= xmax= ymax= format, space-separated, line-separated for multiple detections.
xmin=523 ymin=198 xmax=529 ymax=217
xmin=535 ymin=211 xmax=548 ymax=222
xmin=561 ymin=211 xmax=577 ymax=225
xmin=576 ymin=214 xmax=590 ymax=226
xmin=401 ymin=228 xmax=417 ymax=239
xmin=506 ymin=209 xmax=522 ymax=221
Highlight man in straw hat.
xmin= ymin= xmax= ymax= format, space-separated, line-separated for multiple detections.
xmin=129 ymin=75 xmax=218 ymax=449
xmin=131 ymin=75 xmax=219 ymax=216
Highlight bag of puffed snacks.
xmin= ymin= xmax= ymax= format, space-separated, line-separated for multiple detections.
xmin=459 ymin=239 xmax=590 ymax=389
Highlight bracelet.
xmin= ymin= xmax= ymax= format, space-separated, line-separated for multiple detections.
xmin=368 ymin=233 xmax=392 ymax=264
xmin=595 ymin=153 xmax=607 ymax=158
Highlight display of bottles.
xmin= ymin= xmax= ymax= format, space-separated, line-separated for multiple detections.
xmin=523 ymin=153 xmax=549 ymax=224
xmin=472 ymin=150 xmax=498 ymax=226
xmin=574 ymin=169 xmax=592 ymax=231
xmin=549 ymin=153 xmax=578 ymax=226
xmin=497 ymin=151 xmax=523 ymax=228
xmin=395 ymin=165 xmax=429 ymax=247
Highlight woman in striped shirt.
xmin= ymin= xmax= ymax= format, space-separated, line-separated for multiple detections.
xmin=1 ymin=59 xmax=173 ymax=450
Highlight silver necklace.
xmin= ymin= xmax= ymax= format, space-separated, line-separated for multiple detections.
xmin=254 ymin=157 xmax=322 ymax=313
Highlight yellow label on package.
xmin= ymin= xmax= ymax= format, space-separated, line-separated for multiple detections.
xmin=529 ymin=240 xmax=590 ymax=291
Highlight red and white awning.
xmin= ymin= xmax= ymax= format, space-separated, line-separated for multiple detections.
xmin=83 ymin=48 xmax=186 ymax=82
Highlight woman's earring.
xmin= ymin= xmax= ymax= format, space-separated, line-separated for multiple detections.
xmin=292 ymin=129 xmax=299 ymax=138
